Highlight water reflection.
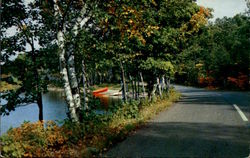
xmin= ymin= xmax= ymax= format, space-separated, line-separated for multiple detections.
xmin=1 ymin=91 xmax=68 ymax=134
xmin=93 ymin=92 xmax=121 ymax=110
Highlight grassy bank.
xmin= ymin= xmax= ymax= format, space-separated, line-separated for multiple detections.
xmin=1 ymin=89 xmax=180 ymax=157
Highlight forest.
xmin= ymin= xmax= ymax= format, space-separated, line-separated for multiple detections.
xmin=0 ymin=0 xmax=249 ymax=157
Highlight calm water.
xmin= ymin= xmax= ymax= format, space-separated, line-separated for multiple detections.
xmin=94 ymin=93 xmax=122 ymax=109
xmin=1 ymin=90 xmax=121 ymax=134
xmin=1 ymin=91 xmax=68 ymax=134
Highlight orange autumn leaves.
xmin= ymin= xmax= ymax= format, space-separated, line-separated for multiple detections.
xmin=190 ymin=7 xmax=211 ymax=31
xmin=181 ymin=7 xmax=211 ymax=38
xmin=103 ymin=3 xmax=210 ymax=45
xmin=227 ymin=73 xmax=248 ymax=90
xmin=103 ymin=1 xmax=159 ymax=45
xmin=2 ymin=121 xmax=72 ymax=157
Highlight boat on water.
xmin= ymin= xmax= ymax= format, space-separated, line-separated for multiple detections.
xmin=92 ymin=87 xmax=108 ymax=96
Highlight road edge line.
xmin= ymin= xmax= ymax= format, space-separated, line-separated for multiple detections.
xmin=233 ymin=104 xmax=248 ymax=122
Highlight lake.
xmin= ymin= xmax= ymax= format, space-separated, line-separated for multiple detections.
xmin=1 ymin=90 xmax=68 ymax=134
xmin=0 ymin=89 xmax=122 ymax=135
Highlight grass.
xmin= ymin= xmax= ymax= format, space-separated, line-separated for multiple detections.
xmin=110 ymin=91 xmax=180 ymax=128
xmin=82 ymin=89 xmax=181 ymax=156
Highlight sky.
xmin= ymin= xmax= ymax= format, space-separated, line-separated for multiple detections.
xmin=197 ymin=0 xmax=248 ymax=21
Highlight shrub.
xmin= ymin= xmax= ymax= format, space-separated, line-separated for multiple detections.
xmin=1 ymin=121 xmax=71 ymax=157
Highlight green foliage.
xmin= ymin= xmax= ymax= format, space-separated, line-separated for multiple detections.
xmin=139 ymin=57 xmax=174 ymax=76
xmin=0 ymin=0 xmax=57 ymax=116
xmin=73 ymin=0 xmax=209 ymax=94
xmin=114 ymin=101 xmax=140 ymax=119
xmin=177 ymin=13 xmax=250 ymax=89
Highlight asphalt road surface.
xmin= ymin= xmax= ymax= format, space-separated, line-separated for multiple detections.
xmin=106 ymin=85 xmax=250 ymax=158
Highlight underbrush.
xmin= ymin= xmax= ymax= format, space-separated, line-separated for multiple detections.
xmin=0 ymin=89 xmax=180 ymax=157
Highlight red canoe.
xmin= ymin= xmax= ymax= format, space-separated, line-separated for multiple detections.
xmin=92 ymin=87 xmax=108 ymax=95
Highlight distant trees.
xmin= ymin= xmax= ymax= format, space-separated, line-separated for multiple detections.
xmin=177 ymin=13 xmax=250 ymax=90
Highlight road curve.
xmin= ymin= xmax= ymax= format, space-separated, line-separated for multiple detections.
xmin=106 ymin=85 xmax=250 ymax=157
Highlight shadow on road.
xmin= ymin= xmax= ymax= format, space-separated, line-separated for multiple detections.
xmin=107 ymin=85 xmax=250 ymax=157
xmin=175 ymin=84 xmax=250 ymax=113
xmin=178 ymin=95 xmax=227 ymax=106
xmin=107 ymin=122 xmax=250 ymax=157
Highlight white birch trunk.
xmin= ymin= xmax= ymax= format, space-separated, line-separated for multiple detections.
xmin=58 ymin=30 xmax=79 ymax=122
xmin=157 ymin=77 xmax=162 ymax=97
xmin=67 ymin=54 xmax=81 ymax=110
xmin=82 ymin=60 xmax=88 ymax=110
xmin=140 ymin=72 xmax=146 ymax=98
xmin=161 ymin=75 xmax=166 ymax=92
xmin=67 ymin=5 xmax=90 ymax=111
xmin=54 ymin=1 xmax=79 ymax=122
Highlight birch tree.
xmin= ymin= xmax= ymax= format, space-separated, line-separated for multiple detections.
xmin=50 ymin=0 xmax=90 ymax=121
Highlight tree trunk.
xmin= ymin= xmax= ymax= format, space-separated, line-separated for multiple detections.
xmin=140 ymin=72 xmax=146 ymax=98
xmin=99 ymin=73 xmax=102 ymax=84
xmin=133 ymin=78 xmax=136 ymax=99
xmin=30 ymin=35 xmax=44 ymax=122
xmin=151 ymin=78 xmax=157 ymax=99
xmin=90 ymin=74 xmax=94 ymax=86
xmin=82 ymin=60 xmax=88 ymax=110
xmin=129 ymin=75 xmax=135 ymax=99
xmin=157 ymin=77 xmax=162 ymax=98
xmin=53 ymin=1 xmax=89 ymax=122
xmin=66 ymin=6 xmax=89 ymax=116
xmin=161 ymin=76 xmax=166 ymax=92
xmin=137 ymin=76 xmax=140 ymax=99
xmin=58 ymin=29 xmax=79 ymax=122
xmin=120 ymin=61 xmax=127 ymax=102
xmin=134 ymin=77 xmax=138 ymax=100
xmin=94 ymin=72 xmax=98 ymax=85
xmin=34 ymin=61 xmax=43 ymax=122
xmin=67 ymin=54 xmax=81 ymax=111
xmin=37 ymin=92 xmax=43 ymax=121
xmin=135 ymin=76 xmax=139 ymax=100
xmin=147 ymin=80 xmax=153 ymax=100
xmin=108 ymin=69 xmax=113 ymax=83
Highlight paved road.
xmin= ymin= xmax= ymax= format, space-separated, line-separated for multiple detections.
xmin=106 ymin=85 xmax=250 ymax=157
